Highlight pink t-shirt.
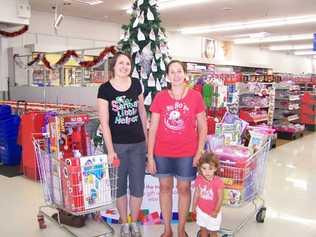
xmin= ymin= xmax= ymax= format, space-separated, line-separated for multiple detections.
xmin=195 ymin=175 xmax=224 ymax=214
xmin=150 ymin=89 xmax=205 ymax=158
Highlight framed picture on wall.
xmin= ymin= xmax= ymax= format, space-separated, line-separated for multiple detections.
xmin=202 ymin=37 xmax=217 ymax=59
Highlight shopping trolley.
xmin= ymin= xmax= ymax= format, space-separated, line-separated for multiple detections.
xmin=33 ymin=135 xmax=119 ymax=237
xmin=198 ymin=140 xmax=270 ymax=237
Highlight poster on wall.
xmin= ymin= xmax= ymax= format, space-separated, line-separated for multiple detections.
xmin=102 ymin=175 xmax=195 ymax=224
xmin=201 ymin=38 xmax=232 ymax=61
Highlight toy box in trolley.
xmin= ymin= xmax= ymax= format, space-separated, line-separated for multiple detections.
xmin=33 ymin=113 xmax=119 ymax=235
xmin=213 ymin=141 xmax=269 ymax=207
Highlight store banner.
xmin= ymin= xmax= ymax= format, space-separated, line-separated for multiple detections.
xmin=314 ymin=33 xmax=316 ymax=51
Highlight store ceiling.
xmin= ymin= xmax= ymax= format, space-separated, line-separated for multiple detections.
xmin=30 ymin=0 xmax=316 ymax=47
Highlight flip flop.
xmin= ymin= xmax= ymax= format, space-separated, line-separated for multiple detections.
xmin=160 ymin=233 xmax=173 ymax=237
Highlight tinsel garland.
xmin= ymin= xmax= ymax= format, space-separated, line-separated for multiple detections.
xmin=0 ymin=25 xmax=28 ymax=37
xmin=20 ymin=46 xmax=117 ymax=70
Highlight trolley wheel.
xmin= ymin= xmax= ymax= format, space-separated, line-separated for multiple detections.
xmin=37 ymin=214 xmax=47 ymax=229
xmin=256 ymin=207 xmax=267 ymax=223
xmin=197 ymin=230 xmax=211 ymax=237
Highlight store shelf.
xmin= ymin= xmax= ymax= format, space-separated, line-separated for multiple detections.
xmin=275 ymin=95 xmax=300 ymax=101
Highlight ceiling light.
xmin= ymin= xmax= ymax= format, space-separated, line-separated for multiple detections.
xmin=125 ymin=0 xmax=209 ymax=14
xmin=180 ymin=14 xmax=316 ymax=34
xmin=269 ymin=44 xmax=313 ymax=51
xmin=73 ymin=0 xmax=103 ymax=5
xmin=234 ymin=33 xmax=314 ymax=44
xmin=294 ymin=50 xmax=316 ymax=55
xmin=158 ymin=0 xmax=210 ymax=10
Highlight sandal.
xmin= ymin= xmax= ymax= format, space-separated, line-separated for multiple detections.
xmin=160 ymin=232 xmax=173 ymax=237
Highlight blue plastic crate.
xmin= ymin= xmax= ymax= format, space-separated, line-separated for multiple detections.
xmin=0 ymin=105 xmax=12 ymax=120
xmin=0 ymin=139 xmax=20 ymax=153
xmin=0 ymin=145 xmax=22 ymax=166
xmin=0 ymin=115 xmax=20 ymax=139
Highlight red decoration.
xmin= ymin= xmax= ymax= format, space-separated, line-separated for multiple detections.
xmin=18 ymin=46 xmax=117 ymax=70
xmin=27 ymin=54 xmax=41 ymax=67
xmin=55 ymin=50 xmax=79 ymax=66
xmin=79 ymin=46 xmax=117 ymax=68
xmin=0 ymin=25 xmax=28 ymax=37
xmin=42 ymin=56 xmax=53 ymax=70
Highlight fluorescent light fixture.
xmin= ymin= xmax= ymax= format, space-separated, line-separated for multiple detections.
xmin=180 ymin=14 xmax=316 ymax=34
xmin=54 ymin=14 xmax=64 ymax=28
xmin=294 ymin=50 xmax=316 ymax=55
xmin=74 ymin=0 xmax=103 ymax=5
xmin=158 ymin=0 xmax=210 ymax=10
xmin=269 ymin=44 xmax=313 ymax=51
xmin=125 ymin=0 xmax=209 ymax=14
xmin=234 ymin=33 xmax=314 ymax=44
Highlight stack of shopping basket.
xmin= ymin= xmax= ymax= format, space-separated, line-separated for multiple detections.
xmin=0 ymin=105 xmax=22 ymax=165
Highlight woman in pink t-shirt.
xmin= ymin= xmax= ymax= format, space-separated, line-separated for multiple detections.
xmin=192 ymin=153 xmax=224 ymax=237
xmin=147 ymin=60 xmax=207 ymax=237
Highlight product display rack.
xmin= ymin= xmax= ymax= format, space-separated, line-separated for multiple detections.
xmin=273 ymin=83 xmax=305 ymax=140
xmin=238 ymin=82 xmax=271 ymax=125
xmin=300 ymin=92 xmax=316 ymax=131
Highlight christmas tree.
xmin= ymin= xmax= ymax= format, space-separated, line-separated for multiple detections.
xmin=118 ymin=0 xmax=171 ymax=105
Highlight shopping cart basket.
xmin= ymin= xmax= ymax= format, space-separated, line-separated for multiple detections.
xmin=198 ymin=140 xmax=270 ymax=237
xmin=33 ymin=135 xmax=119 ymax=237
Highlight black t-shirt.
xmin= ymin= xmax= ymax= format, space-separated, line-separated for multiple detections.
xmin=97 ymin=79 xmax=145 ymax=144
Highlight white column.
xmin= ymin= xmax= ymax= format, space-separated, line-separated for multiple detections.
xmin=312 ymin=58 xmax=316 ymax=74
xmin=0 ymin=37 xmax=9 ymax=91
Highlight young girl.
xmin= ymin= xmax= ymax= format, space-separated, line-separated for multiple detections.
xmin=192 ymin=153 xmax=224 ymax=237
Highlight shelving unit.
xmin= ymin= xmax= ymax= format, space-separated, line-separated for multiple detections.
xmin=273 ymin=83 xmax=305 ymax=139
xmin=300 ymin=92 xmax=316 ymax=131
xmin=237 ymin=82 xmax=271 ymax=125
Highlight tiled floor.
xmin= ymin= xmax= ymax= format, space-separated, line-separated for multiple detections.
xmin=1 ymin=133 xmax=316 ymax=237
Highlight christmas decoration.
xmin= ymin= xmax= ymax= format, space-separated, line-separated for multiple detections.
xmin=151 ymin=60 xmax=158 ymax=72
xmin=147 ymin=8 xmax=155 ymax=21
xmin=132 ymin=67 xmax=140 ymax=79
xmin=144 ymin=92 xmax=152 ymax=106
xmin=137 ymin=28 xmax=146 ymax=41
xmin=0 ymin=25 xmax=28 ymax=38
xmin=148 ymin=73 xmax=156 ymax=87
xmin=156 ymin=79 xmax=162 ymax=91
xmin=149 ymin=29 xmax=156 ymax=41
xmin=149 ymin=0 xmax=157 ymax=6
xmin=118 ymin=0 xmax=171 ymax=103
xmin=15 ymin=46 xmax=117 ymax=70
xmin=140 ymin=43 xmax=153 ymax=75
xmin=132 ymin=41 xmax=140 ymax=53
xmin=139 ymin=11 xmax=145 ymax=24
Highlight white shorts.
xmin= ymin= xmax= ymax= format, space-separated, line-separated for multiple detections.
xmin=196 ymin=207 xmax=222 ymax=231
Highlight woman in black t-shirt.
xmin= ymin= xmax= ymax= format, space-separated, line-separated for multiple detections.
xmin=97 ymin=52 xmax=147 ymax=237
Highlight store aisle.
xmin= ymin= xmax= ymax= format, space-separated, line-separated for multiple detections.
xmin=0 ymin=133 xmax=316 ymax=237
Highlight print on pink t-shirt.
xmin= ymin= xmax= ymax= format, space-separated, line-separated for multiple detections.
xmin=150 ymin=89 xmax=205 ymax=158
xmin=195 ymin=175 xmax=224 ymax=215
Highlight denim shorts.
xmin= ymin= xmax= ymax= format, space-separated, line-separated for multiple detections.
xmin=114 ymin=141 xmax=146 ymax=198
xmin=154 ymin=156 xmax=197 ymax=181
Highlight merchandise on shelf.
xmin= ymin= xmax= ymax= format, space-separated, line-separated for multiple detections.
xmin=273 ymin=82 xmax=302 ymax=128
xmin=273 ymin=123 xmax=305 ymax=133
xmin=237 ymin=82 xmax=273 ymax=125
xmin=239 ymin=109 xmax=268 ymax=124
xmin=300 ymin=92 xmax=316 ymax=126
